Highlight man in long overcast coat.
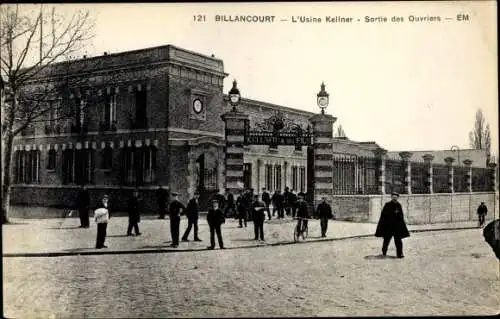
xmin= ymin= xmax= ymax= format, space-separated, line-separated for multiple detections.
xmin=375 ymin=192 xmax=410 ymax=258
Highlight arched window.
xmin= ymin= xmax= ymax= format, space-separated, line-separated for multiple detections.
xmin=15 ymin=150 xmax=40 ymax=183
xmin=47 ymin=149 xmax=57 ymax=170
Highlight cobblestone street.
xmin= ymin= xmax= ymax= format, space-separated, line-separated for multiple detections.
xmin=3 ymin=224 xmax=499 ymax=317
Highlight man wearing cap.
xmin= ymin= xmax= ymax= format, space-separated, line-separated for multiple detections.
xmin=207 ymin=200 xmax=225 ymax=249
xmin=236 ymin=190 xmax=248 ymax=228
xmin=127 ymin=189 xmax=142 ymax=236
xmin=94 ymin=195 xmax=110 ymax=249
xmin=76 ymin=185 xmax=90 ymax=228
xmin=316 ymin=197 xmax=333 ymax=238
xmin=156 ymin=185 xmax=168 ymax=219
xmin=168 ymin=192 xmax=185 ymax=248
xmin=181 ymin=191 xmax=202 ymax=242
xmin=252 ymin=194 xmax=266 ymax=241
xmin=375 ymin=192 xmax=410 ymax=258
xmin=477 ymin=201 xmax=488 ymax=228
xmin=261 ymin=187 xmax=272 ymax=220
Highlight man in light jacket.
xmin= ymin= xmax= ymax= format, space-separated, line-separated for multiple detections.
xmin=94 ymin=195 xmax=110 ymax=249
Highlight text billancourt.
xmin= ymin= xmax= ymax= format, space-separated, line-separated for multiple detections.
xmin=215 ymin=15 xmax=276 ymax=23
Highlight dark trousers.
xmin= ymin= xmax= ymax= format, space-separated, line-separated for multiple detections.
xmin=320 ymin=217 xmax=329 ymax=236
xmin=79 ymin=208 xmax=89 ymax=227
xmin=182 ymin=218 xmax=199 ymax=240
xmin=296 ymin=218 xmax=308 ymax=234
xmin=274 ymin=206 xmax=284 ymax=218
xmin=265 ymin=203 xmax=271 ymax=220
xmin=209 ymin=225 xmax=224 ymax=248
xmin=127 ymin=220 xmax=140 ymax=235
xmin=158 ymin=204 xmax=166 ymax=219
xmin=238 ymin=210 xmax=247 ymax=227
xmin=170 ymin=217 xmax=180 ymax=246
xmin=382 ymin=235 xmax=403 ymax=256
xmin=478 ymin=214 xmax=486 ymax=227
xmin=254 ymin=219 xmax=264 ymax=240
xmin=96 ymin=223 xmax=107 ymax=248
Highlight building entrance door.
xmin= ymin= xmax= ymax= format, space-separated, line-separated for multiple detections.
xmin=243 ymin=163 xmax=252 ymax=189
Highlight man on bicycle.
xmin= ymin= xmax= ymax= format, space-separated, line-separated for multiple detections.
xmin=295 ymin=193 xmax=309 ymax=237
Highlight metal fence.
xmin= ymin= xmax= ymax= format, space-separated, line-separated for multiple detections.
xmin=332 ymin=155 xmax=378 ymax=195
xmin=432 ymin=164 xmax=450 ymax=193
xmin=411 ymin=160 xmax=428 ymax=194
xmin=385 ymin=159 xmax=405 ymax=194
xmin=471 ymin=167 xmax=492 ymax=192
xmin=453 ymin=165 xmax=469 ymax=193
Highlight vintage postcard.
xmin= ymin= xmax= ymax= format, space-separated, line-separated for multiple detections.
xmin=1 ymin=1 xmax=498 ymax=317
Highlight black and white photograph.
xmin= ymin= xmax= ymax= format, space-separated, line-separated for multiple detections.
xmin=1 ymin=1 xmax=499 ymax=317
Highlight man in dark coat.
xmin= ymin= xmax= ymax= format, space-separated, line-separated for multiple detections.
xmin=272 ymin=189 xmax=284 ymax=219
xmin=207 ymin=200 xmax=225 ymax=249
xmin=225 ymin=189 xmax=236 ymax=218
xmin=261 ymin=188 xmax=272 ymax=220
xmin=211 ymin=189 xmax=226 ymax=212
xmin=127 ymin=189 xmax=142 ymax=236
xmin=295 ymin=193 xmax=309 ymax=238
xmin=477 ymin=202 xmax=488 ymax=227
xmin=483 ymin=219 xmax=500 ymax=260
xmin=236 ymin=190 xmax=248 ymax=228
xmin=181 ymin=191 xmax=202 ymax=242
xmin=77 ymin=185 xmax=90 ymax=228
xmin=283 ymin=187 xmax=291 ymax=216
xmin=290 ymin=190 xmax=298 ymax=218
xmin=168 ymin=192 xmax=185 ymax=248
xmin=375 ymin=192 xmax=410 ymax=258
xmin=252 ymin=195 xmax=266 ymax=241
xmin=316 ymin=197 xmax=333 ymax=237
xmin=156 ymin=185 xmax=168 ymax=219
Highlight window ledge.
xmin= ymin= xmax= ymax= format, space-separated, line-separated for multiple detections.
xmin=47 ymin=169 xmax=56 ymax=173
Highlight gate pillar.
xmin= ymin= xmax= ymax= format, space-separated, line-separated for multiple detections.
xmin=309 ymin=113 xmax=336 ymax=207
xmin=221 ymin=110 xmax=249 ymax=196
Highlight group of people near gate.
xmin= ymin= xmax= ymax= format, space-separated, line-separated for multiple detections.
xmin=75 ymin=184 xmax=490 ymax=256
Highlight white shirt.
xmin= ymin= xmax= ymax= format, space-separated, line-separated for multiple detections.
xmin=94 ymin=208 xmax=109 ymax=224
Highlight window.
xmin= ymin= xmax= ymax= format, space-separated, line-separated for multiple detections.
xmin=103 ymin=92 xmax=117 ymax=130
xmin=121 ymin=146 xmax=156 ymax=186
xmin=49 ymin=100 xmax=59 ymax=123
xmin=266 ymin=164 xmax=273 ymax=191
xmin=274 ymin=165 xmax=282 ymax=192
xmin=134 ymin=89 xmax=147 ymax=129
xmin=15 ymin=150 xmax=40 ymax=184
xmin=62 ymin=149 xmax=74 ymax=184
xmin=62 ymin=149 xmax=94 ymax=185
xmin=292 ymin=166 xmax=298 ymax=190
xmin=72 ymin=98 xmax=87 ymax=133
xmin=243 ymin=163 xmax=252 ymax=189
xmin=101 ymin=145 xmax=113 ymax=170
xmin=299 ymin=167 xmax=306 ymax=192
xmin=47 ymin=149 xmax=56 ymax=170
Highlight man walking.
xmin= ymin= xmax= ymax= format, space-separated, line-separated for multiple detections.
xmin=316 ymin=197 xmax=333 ymax=237
xmin=237 ymin=190 xmax=248 ymax=228
xmin=77 ymin=185 xmax=90 ymax=228
xmin=168 ymin=192 xmax=185 ymax=248
xmin=127 ymin=189 xmax=142 ymax=236
xmin=261 ymin=187 xmax=272 ymax=220
xmin=252 ymin=194 xmax=266 ymax=241
xmin=477 ymin=202 xmax=488 ymax=227
xmin=207 ymin=200 xmax=225 ymax=250
xmin=375 ymin=192 xmax=410 ymax=258
xmin=156 ymin=185 xmax=168 ymax=219
xmin=181 ymin=191 xmax=202 ymax=242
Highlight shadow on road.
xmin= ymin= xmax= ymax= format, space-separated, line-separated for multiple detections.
xmin=232 ymin=238 xmax=259 ymax=242
xmin=48 ymin=226 xmax=82 ymax=230
xmin=364 ymin=254 xmax=397 ymax=260
xmin=107 ymin=235 xmax=130 ymax=238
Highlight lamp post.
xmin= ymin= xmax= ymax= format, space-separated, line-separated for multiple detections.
xmin=317 ymin=82 xmax=329 ymax=114
xmin=228 ymin=80 xmax=241 ymax=112
xmin=451 ymin=145 xmax=460 ymax=165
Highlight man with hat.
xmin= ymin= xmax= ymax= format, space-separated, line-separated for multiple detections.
xmin=206 ymin=199 xmax=225 ymax=249
xmin=375 ymin=192 xmax=410 ymax=258
xmin=181 ymin=191 xmax=202 ymax=242
xmin=477 ymin=201 xmax=488 ymax=228
xmin=168 ymin=192 xmax=185 ymax=248
xmin=252 ymin=194 xmax=266 ymax=241
xmin=127 ymin=188 xmax=142 ymax=236
xmin=316 ymin=196 xmax=333 ymax=237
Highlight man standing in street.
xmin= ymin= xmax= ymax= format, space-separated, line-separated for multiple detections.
xmin=156 ymin=185 xmax=168 ymax=219
xmin=236 ymin=190 xmax=248 ymax=228
xmin=225 ymin=189 xmax=236 ymax=218
xmin=94 ymin=195 xmax=110 ymax=249
xmin=207 ymin=200 xmax=225 ymax=250
xmin=168 ymin=192 xmax=185 ymax=248
xmin=181 ymin=191 xmax=202 ymax=242
xmin=272 ymin=189 xmax=284 ymax=219
xmin=211 ymin=189 xmax=226 ymax=212
xmin=127 ymin=189 xmax=142 ymax=236
xmin=477 ymin=202 xmax=488 ymax=227
xmin=77 ymin=185 xmax=90 ymax=228
xmin=316 ymin=197 xmax=333 ymax=237
xmin=252 ymin=194 xmax=266 ymax=241
xmin=261 ymin=187 xmax=272 ymax=220
xmin=375 ymin=192 xmax=410 ymax=258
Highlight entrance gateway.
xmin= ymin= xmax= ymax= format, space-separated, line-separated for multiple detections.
xmin=221 ymin=83 xmax=337 ymax=208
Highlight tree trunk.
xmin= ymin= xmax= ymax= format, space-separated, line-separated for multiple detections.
xmin=1 ymin=132 xmax=14 ymax=224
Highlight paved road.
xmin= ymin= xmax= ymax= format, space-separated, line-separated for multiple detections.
xmin=3 ymin=216 xmax=479 ymax=255
xmin=3 ymin=229 xmax=499 ymax=317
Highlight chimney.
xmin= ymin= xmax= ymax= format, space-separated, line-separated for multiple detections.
xmin=104 ymin=52 xmax=108 ymax=56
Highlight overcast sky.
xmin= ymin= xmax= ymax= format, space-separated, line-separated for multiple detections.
xmin=17 ymin=2 xmax=498 ymax=156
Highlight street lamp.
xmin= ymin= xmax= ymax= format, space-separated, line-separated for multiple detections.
xmin=451 ymin=145 xmax=460 ymax=165
xmin=317 ymin=82 xmax=329 ymax=114
xmin=228 ymin=80 xmax=241 ymax=112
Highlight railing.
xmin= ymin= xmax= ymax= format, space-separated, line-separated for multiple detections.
xmin=411 ymin=160 xmax=428 ymax=194
xmin=196 ymin=167 xmax=218 ymax=191
xmin=432 ymin=164 xmax=450 ymax=193
xmin=453 ymin=165 xmax=469 ymax=193
xmin=385 ymin=159 xmax=405 ymax=194
xmin=471 ymin=167 xmax=492 ymax=192
xmin=332 ymin=155 xmax=378 ymax=195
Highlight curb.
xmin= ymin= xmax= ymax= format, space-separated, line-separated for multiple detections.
xmin=2 ymin=226 xmax=478 ymax=258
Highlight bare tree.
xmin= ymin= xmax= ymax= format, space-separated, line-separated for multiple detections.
xmin=335 ymin=124 xmax=347 ymax=138
xmin=1 ymin=5 xmax=95 ymax=224
xmin=468 ymin=109 xmax=491 ymax=156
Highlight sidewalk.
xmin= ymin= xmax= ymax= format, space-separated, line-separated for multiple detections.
xmin=2 ymin=215 xmax=481 ymax=257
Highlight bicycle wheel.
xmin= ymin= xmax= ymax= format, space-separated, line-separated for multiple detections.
xmin=293 ymin=224 xmax=300 ymax=242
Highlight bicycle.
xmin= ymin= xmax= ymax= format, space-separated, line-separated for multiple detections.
xmin=293 ymin=217 xmax=309 ymax=242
